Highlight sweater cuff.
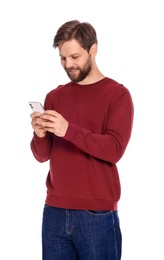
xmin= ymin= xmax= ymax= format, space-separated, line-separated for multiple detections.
xmin=64 ymin=123 xmax=78 ymax=141
xmin=33 ymin=131 xmax=49 ymax=141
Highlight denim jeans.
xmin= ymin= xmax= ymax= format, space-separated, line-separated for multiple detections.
xmin=42 ymin=205 xmax=122 ymax=260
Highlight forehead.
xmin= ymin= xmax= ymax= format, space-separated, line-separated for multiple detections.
xmin=59 ymin=39 xmax=86 ymax=56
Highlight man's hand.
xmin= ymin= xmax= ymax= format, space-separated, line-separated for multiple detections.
xmin=30 ymin=112 xmax=47 ymax=138
xmin=35 ymin=110 xmax=69 ymax=137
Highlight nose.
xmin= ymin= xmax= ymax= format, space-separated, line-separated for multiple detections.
xmin=65 ymin=58 xmax=73 ymax=69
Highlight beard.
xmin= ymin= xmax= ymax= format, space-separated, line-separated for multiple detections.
xmin=65 ymin=57 xmax=92 ymax=83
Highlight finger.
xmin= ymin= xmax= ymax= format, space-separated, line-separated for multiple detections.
xmin=30 ymin=111 xmax=42 ymax=119
xmin=44 ymin=110 xmax=60 ymax=117
xmin=40 ymin=114 xmax=56 ymax=122
xmin=39 ymin=120 xmax=54 ymax=128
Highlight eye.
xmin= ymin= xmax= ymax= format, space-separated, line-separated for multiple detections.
xmin=72 ymin=56 xmax=79 ymax=59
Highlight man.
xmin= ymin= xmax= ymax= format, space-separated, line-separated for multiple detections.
xmin=30 ymin=20 xmax=134 ymax=260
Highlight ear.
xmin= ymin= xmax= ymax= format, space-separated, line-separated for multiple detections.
xmin=90 ymin=43 xmax=97 ymax=56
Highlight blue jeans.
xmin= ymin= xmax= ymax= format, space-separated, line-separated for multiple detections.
xmin=42 ymin=205 xmax=122 ymax=260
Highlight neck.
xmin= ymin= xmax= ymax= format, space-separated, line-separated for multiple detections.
xmin=78 ymin=67 xmax=105 ymax=85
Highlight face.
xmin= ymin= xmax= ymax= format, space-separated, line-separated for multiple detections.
xmin=59 ymin=39 xmax=93 ymax=82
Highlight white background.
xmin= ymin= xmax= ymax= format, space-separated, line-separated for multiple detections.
xmin=0 ymin=0 xmax=164 ymax=259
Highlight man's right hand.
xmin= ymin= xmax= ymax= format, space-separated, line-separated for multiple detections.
xmin=30 ymin=112 xmax=47 ymax=138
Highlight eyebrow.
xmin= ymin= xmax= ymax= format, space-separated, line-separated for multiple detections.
xmin=59 ymin=53 xmax=80 ymax=58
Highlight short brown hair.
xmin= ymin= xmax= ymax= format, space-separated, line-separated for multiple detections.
xmin=53 ymin=20 xmax=98 ymax=52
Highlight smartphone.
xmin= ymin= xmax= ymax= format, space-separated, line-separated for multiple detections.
xmin=29 ymin=101 xmax=45 ymax=113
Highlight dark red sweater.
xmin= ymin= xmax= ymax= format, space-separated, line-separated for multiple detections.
xmin=31 ymin=77 xmax=134 ymax=210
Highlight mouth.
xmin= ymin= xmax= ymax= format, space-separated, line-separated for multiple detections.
xmin=67 ymin=68 xmax=78 ymax=76
xmin=69 ymin=70 xmax=77 ymax=75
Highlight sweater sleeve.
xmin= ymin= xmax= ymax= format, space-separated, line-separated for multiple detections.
xmin=30 ymin=132 xmax=53 ymax=162
xmin=64 ymin=91 xmax=134 ymax=163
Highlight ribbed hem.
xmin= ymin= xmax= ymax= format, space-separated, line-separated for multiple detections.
xmin=45 ymin=195 xmax=118 ymax=211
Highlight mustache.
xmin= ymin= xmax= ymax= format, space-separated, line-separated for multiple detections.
xmin=65 ymin=66 xmax=79 ymax=72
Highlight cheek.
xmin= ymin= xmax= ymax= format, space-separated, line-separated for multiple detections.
xmin=60 ymin=60 xmax=65 ymax=67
